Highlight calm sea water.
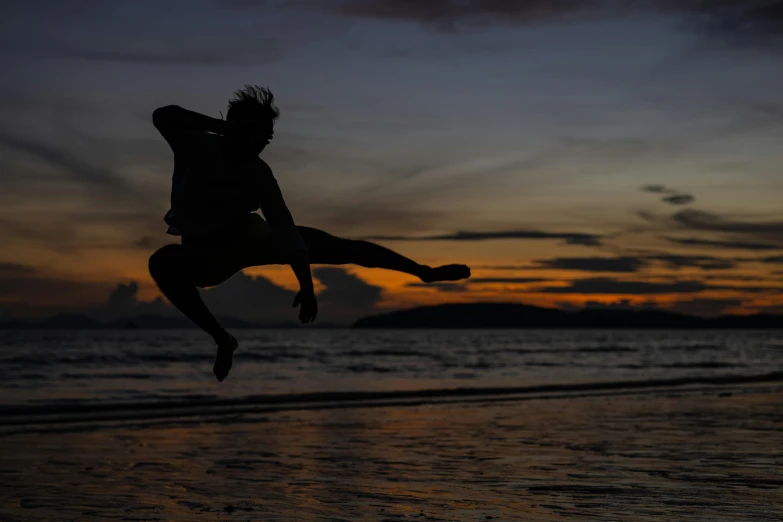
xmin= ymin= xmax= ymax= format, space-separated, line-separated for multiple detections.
xmin=3 ymin=329 xmax=782 ymax=520
xmin=1 ymin=329 xmax=781 ymax=411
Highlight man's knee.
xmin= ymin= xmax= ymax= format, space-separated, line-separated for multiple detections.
xmin=148 ymin=244 xmax=184 ymax=281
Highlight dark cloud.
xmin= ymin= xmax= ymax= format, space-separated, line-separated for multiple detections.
xmin=328 ymin=0 xmax=780 ymax=32
xmin=663 ymin=236 xmax=783 ymax=251
xmin=406 ymin=282 xmax=470 ymax=292
xmin=469 ymin=277 xmax=551 ymax=284
xmin=760 ymin=255 xmax=783 ymax=264
xmin=482 ymin=252 xmax=737 ymax=273
xmin=641 ymin=185 xmax=672 ymax=194
xmin=313 ymin=267 xmax=384 ymax=309
xmin=662 ymin=194 xmax=695 ymax=205
xmin=363 ymin=229 xmax=602 ymax=246
xmin=641 ymin=209 xmax=783 ymax=249
xmin=96 ymin=281 xmax=169 ymax=320
xmin=0 ymin=272 xmax=169 ymax=320
xmin=0 ymin=263 xmax=113 ymax=314
xmin=329 ymin=0 xmax=783 ymax=49
xmin=108 ymin=282 xmax=140 ymax=309
xmin=531 ymin=256 xmax=646 ymax=273
xmin=671 ymin=0 xmax=783 ymax=48
xmin=329 ymin=0 xmax=604 ymax=30
xmin=526 ymin=254 xmax=734 ymax=273
xmin=703 ymin=274 xmax=773 ymax=281
xmin=200 ymin=267 xmax=383 ymax=324
xmin=472 ymin=265 xmax=534 ymax=270
xmin=0 ymin=264 xmax=384 ymax=325
xmin=640 ymin=185 xmax=695 ymax=206
xmin=216 ymin=0 xmax=306 ymax=9
xmin=670 ymin=209 xmax=783 ymax=244
xmin=649 ymin=254 xmax=736 ymax=270
xmin=667 ymin=209 xmax=722 ymax=228
xmin=407 ymin=277 xmax=548 ymax=292
xmin=200 ymin=271 xmax=297 ymax=323
xmin=535 ymin=278 xmax=710 ymax=295
xmin=534 ymin=277 xmax=777 ymax=295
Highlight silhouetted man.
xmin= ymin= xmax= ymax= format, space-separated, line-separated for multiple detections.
xmin=149 ymin=85 xmax=471 ymax=381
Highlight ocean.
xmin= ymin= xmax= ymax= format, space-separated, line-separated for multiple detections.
xmin=2 ymin=329 xmax=781 ymax=425
xmin=2 ymin=329 xmax=782 ymax=520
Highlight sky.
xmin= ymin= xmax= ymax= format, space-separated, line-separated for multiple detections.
xmin=1 ymin=0 xmax=782 ymax=324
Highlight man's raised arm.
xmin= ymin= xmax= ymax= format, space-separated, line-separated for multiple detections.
xmin=152 ymin=106 xmax=227 ymax=152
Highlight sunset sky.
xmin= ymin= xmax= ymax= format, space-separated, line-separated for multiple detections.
xmin=1 ymin=0 xmax=782 ymax=324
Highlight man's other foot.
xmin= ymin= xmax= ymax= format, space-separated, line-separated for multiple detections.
xmin=213 ymin=333 xmax=238 ymax=382
xmin=420 ymin=264 xmax=471 ymax=283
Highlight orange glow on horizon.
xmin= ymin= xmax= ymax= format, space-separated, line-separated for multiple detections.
xmin=4 ymin=248 xmax=781 ymax=318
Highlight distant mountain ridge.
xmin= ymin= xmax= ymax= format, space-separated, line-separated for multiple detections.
xmin=2 ymin=303 xmax=780 ymax=330
xmin=352 ymin=303 xmax=783 ymax=329
xmin=0 ymin=313 xmax=340 ymax=329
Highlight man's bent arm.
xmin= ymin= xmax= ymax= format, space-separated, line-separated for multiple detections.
xmin=152 ymin=105 xmax=227 ymax=152
xmin=256 ymin=165 xmax=314 ymax=293
xmin=290 ymin=256 xmax=315 ymax=294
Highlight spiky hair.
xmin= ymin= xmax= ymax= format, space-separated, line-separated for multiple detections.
xmin=226 ymin=84 xmax=280 ymax=121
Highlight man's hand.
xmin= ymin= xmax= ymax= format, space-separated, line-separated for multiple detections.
xmin=292 ymin=289 xmax=318 ymax=324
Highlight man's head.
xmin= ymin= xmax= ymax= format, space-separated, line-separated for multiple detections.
xmin=225 ymin=84 xmax=279 ymax=154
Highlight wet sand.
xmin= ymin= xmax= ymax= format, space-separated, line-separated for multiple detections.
xmin=1 ymin=384 xmax=781 ymax=521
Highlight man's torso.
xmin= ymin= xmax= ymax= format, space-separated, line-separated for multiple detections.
xmin=165 ymin=133 xmax=262 ymax=237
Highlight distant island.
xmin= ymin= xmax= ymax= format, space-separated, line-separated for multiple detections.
xmin=1 ymin=303 xmax=780 ymax=329
xmin=352 ymin=303 xmax=782 ymax=329
xmin=0 ymin=313 xmax=340 ymax=330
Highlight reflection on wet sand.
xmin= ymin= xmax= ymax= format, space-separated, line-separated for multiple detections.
xmin=1 ymin=385 xmax=781 ymax=521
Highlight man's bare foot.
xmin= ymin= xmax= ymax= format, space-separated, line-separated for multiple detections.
xmin=419 ymin=264 xmax=471 ymax=283
xmin=213 ymin=333 xmax=238 ymax=382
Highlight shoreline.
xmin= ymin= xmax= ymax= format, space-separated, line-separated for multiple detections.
xmin=2 ymin=385 xmax=781 ymax=520
xmin=2 ymin=370 xmax=782 ymax=433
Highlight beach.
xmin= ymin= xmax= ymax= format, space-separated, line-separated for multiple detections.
xmin=2 ymin=379 xmax=781 ymax=521
xmin=5 ymin=1 xmax=783 ymax=517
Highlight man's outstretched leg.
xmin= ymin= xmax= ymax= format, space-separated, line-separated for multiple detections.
xmin=297 ymin=226 xmax=471 ymax=281
xmin=148 ymin=244 xmax=238 ymax=382
xmin=148 ymin=220 xmax=470 ymax=383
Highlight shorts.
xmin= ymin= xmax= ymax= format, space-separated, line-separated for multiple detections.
xmin=181 ymin=212 xmax=288 ymax=278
